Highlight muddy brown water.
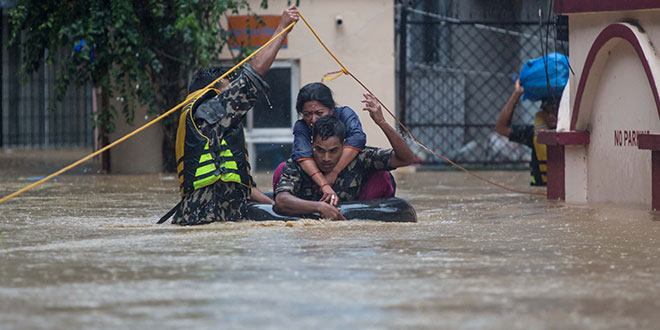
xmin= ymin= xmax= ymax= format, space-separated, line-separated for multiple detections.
xmin=1 ymin=149 xmax=660 ymax=329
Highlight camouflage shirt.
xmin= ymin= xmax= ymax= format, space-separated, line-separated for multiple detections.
xmin=275 ymin=147 xmax=394 ymax=201
xmin=173 ymin=65 xmax=267 ymax=225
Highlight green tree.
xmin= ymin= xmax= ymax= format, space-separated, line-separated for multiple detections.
xmin=8 ymin=0 xmax=278 ymax=172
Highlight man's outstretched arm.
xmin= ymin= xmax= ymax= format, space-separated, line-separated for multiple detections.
xmin=250 ymin=6 xmax=299 ymax=77
xmin=361 ymin=93 xmax=415 ymax=168
xmin=214 ymin=7 xmax=298 ymax=129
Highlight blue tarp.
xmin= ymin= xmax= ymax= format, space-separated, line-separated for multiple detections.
xmin=519 ymin=52 xmax=570 ymax=101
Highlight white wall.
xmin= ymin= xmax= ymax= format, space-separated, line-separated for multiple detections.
xmin=564 ymin=9 xmax=660 ymax=207
xmin=585 ymin=43 xmax=655 ymax=206
xmin=109 ymin=101 xmax=164 ymax=174
xmin=109 ymin=0 xmax=395 ymax=174
xmin=568 ymin=10 xmax=660 ymax=122
xmin=220 ymin=0 xmax=396 ymax=148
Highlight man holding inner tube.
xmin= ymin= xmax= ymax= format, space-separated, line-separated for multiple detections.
xmin=274 ymin=93 xmax=415 ymax=220
xmin=161 ymin=6 xmax=299 ymax=225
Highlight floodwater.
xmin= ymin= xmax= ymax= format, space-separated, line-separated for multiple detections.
xmin=2 ymin=149 xmax=660 ymax=329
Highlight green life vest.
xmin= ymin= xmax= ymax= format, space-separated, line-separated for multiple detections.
xmin=175 ymin=88 xmax=251 ymax=196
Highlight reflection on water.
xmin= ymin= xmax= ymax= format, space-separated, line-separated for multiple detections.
xmin=2 ymin=154 xmax=660 ymax=328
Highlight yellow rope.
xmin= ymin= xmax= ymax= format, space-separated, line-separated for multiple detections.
xmin=297 ymin=11 xmax=543 ymax=196
xmin=321 ymin=70 xmax=345 ymax=82
xmin=1 ymin=10 xmax=543 ymax=205
xmin=298 ymin=13 xmax=349 ymax=75
xmin=0 ymin=21 xmax=297 ymax=205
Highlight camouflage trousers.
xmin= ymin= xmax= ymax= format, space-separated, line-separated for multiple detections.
xmin=172 ymin=181 xmax=250 ymax=226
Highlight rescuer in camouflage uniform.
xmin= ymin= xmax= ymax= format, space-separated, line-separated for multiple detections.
xmin=276 ymin=146 xmax=393 ymax=203
xmin=173 ymin=73 xmax=263 ymax=225
xmin=274 ymin=93 xmax=416 ymax=220
xmin=166 ymin=6 xmax=299 ymax=225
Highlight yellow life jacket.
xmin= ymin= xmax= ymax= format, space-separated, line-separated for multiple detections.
xmin=531 ymin=112 xmax=548 ymax=186
xmin=175 ymin=89 xmax=251 ymax=196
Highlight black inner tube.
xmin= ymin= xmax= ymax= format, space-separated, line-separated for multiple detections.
xmin=246 ymin=196 xmax=417 ymax=222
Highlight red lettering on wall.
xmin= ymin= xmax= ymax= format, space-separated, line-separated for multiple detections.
xmin=613 ymin=129 xmax=651 ymax=147
xmin=615 ymin=130 xmax=622 ymax=146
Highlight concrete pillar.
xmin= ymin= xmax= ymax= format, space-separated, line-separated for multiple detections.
xmin=638 ymin=133 xmax=660 ymax=210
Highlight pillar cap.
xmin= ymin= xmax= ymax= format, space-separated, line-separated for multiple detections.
xmin=638 ymin=133 xmax=660 ymax=150
xmin=537 ymin=131 xmax=590 ymax=146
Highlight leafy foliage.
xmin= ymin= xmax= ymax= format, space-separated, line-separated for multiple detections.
xmin=9 ymin=0 xmax=276 ymax=170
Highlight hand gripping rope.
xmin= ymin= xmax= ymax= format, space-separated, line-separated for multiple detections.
xmin=0 ymin=21 xmax=296 ymax=204
xmin=0 ymin=10 xmax=542 ymax=205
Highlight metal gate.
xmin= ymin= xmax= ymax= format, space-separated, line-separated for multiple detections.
xmin=1 ymin=9 xmax=94 ymax=148
xmin=397 ymin=0 xmax=568 ymax=166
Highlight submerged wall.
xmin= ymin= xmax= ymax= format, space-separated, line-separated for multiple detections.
xmin=555 ymin=3 xmax=660 ymax=208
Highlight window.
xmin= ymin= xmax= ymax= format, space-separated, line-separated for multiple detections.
xmin=227 ymin=60 xmax=299 ymax=171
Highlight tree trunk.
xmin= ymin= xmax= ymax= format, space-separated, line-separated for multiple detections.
xmin=94 ymin=87 xmax=111 ymax=173
xmin=162 ymin=120 xmax=177 ymax=173
xmin=159 ymin=55 xmax=186 ymax=173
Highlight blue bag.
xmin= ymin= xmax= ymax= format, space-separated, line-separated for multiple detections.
xmin=519 ymin=52 xmax=569 ymax=101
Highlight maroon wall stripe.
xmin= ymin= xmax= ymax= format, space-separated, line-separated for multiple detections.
xmin=652 ymin=151 xmax=660 ymax=211
xmin=638 ymin=133 xmax=660 ymax=150
xmin=537 ymin=131 xmax=590 ymax=146
xmin=556 ymin=0 xmax=660 ymax=14
xmin=571 ymin=23 xmax=660 ymax=130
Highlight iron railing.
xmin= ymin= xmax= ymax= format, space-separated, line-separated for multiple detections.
xmin=397 ymin=1 xmax=568 ymax=166
xmin=1 ymin=10 xmax=93 ymax=148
